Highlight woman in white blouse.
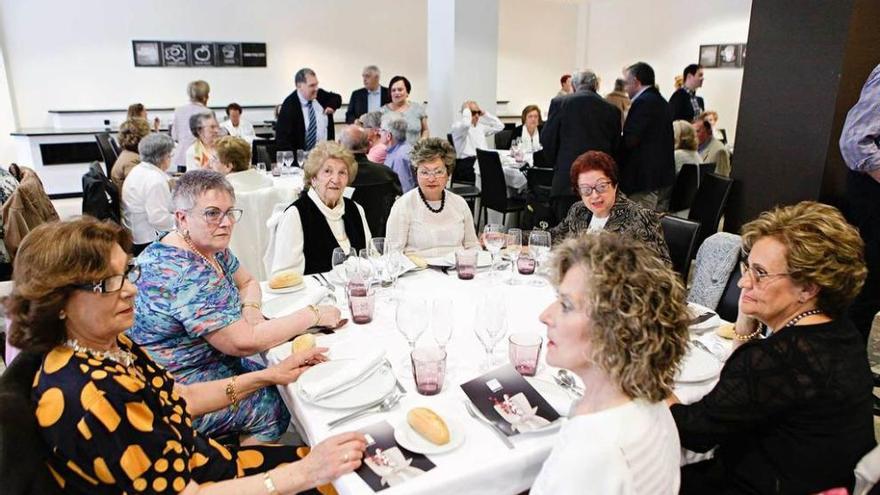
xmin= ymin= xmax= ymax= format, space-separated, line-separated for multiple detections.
xmin=531 ymin=233 xmax=690 ymax=495
xmin=385 ymin=137 xmax=479 ymax=258
xmin=266 ymin=141 xmax=371 ymax=276
xmin=514 ymin=104 xmax=543 ymax=153
xmin=122 ymin=133 xmax=176 ymax=255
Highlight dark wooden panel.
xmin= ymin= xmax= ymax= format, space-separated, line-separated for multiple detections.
xmin=39 ymin=142 xmax=102 ymax=165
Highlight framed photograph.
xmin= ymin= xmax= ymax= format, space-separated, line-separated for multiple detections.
xmin=738 ymin=43 xmax=747 ymax=67
xmin=132 ymin=41 xmax=161 ymax=67
xmin=161 ymin=41 xmax=189 ymax=67
xmin=699 ymin=45 xmax=719 ymax=68
xmin=216 ymin=42 xmax=241 ymax=66
xmin=719 ymin=44 xmax=740 ymax=68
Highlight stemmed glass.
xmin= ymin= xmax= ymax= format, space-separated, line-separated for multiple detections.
xmin=528 ymin=231 xmax=551 ymax=286
xmin=396 ymin=296 xmax=428 ymax=370
xmin=296 ymin=149 xmax=307 ymax=168
xmin=483 ymin=224 xmax=506 ymax=279
xmin=473 ymin=293 xmax=507 ymax=370
xmin=331 ymin=247 xmax=356 ymax=284
xmin=506 ymin=228 xmax=522 ymax=284
xmin=431 ymin=298 xmax=454 ymax=351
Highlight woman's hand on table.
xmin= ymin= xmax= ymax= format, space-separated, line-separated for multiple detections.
xmin=268 ymin=347 xmax=329 ymax=385
xmin=294 ymin=432 xmax=368 ymax=486
xmin=315 ymin=305 xmax=342 ymax=328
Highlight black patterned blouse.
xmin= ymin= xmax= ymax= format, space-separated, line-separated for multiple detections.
xmin=32 ymin=333 xmax=303 ymax=494
xmin=549 ymin=192 xmax=671 ymax=263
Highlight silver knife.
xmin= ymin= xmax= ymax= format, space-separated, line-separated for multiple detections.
xmin=464 ymin=401 xmax=515 ymax=449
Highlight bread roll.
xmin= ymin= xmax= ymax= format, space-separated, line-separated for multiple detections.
xmin=407 ymin=407 xmax=450 ymax=445
xmin=291 ymin=334 xmax=316 ymax=354
xmin=716 ymin=322 xmax=736 ymax=340
xmin=406 ymin=254 xmax=427 ymax=269
xmin=270 ymin=270 xmax=303 ymax=289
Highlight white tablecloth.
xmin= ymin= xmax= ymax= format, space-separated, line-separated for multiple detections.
xmin=263 ymin=270 xmax=731 ymax=494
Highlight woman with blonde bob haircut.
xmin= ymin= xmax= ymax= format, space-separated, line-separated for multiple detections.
xmin=266 ymin=140 xmax=371 ymax=275
xmin=531 ymin=232 xmax=690 ymax=494
xmin=672 ymin=201 xmax=873 ymax=494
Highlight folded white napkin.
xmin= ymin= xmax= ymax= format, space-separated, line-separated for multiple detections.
xmin=299 ymin=347 xmax=386 ymax=401
xmin=305 ymin=286 xmax=332 ymax=307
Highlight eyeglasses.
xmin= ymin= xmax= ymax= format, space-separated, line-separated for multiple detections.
xmin=417 ymin=169 xmax=448 ymax=179
xmin=73 ymin=264 xmax=141 ymax=294
xmin=576 ymin=181 xmax=612 ymax=196
xmin=739 ymin=260 xmax=791 ymax=287
xmin=193 ymin=207 xmax=243 ymax=225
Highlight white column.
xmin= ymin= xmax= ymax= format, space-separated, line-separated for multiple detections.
xmin=575 ymin=1 xmax=591 ymax=71
xmin=427 ymin=0 xmax=499 ymax=141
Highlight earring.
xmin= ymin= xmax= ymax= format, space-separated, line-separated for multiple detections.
xmin=58 ymin=310 xmax=66 ymax=320
xmin=182 ymin=229 xmax=190 ymax=240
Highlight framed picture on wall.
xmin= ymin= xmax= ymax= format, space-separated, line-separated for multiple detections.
xmin=738 ymin=43 xmax=747 ymax=67
xmin=132 ymin=41 xmax=161 ymax=67
xmin=719 ymin=44 xmax=740 ymax=68
xmin=161 ymin=41 xmax=190 ymax=67
xmin=699 ymin=45 xmax=719 ymax=68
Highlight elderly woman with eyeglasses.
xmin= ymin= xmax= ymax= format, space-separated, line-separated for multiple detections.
xmin=670 ymin=202 xmax=873 ymax=494
xmin=9 ymin=217 xmax=366 ymax=494
xmin=122 ymin=132 xmax=177 ymax=256
xmin=129 ymin=170 xmax=342 ymax=443
xmin=549 ymin=150 xmax=670 ymax=263
xmin=185 ymin=112 xmax=221 ymax=172
xmin=266 ymin=141 xmax=371 ymax=276
xmin=385 ymin=137 xmax=479 ymax=258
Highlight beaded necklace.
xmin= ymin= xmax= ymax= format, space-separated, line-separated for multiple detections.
xmin=180 ymin=231 xmax=224 ymax=277
xmin=418 ymin=188 xmax=446 ymax=214
xmin=65 ymin=338 xmax=134 ymax=368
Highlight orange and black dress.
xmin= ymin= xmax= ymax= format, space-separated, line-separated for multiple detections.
xmin=32 ymin=333 xmax=305 ymax=494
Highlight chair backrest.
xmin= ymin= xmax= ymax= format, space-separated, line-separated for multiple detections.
xmin=716 ymin=267 xmax=742 ymax=322
xmin=0 ymin=351 xmax=64 ymax=495
xmin=109 ymin=135 xmax=121 ymax=157
xmin=475 ymin=149 xmax=509 ymax=211
xmin=688 ymin=172 xmax=734 ymax=251
xmin=660 ymin=215 xmax=701 ymax=281
xmin=687 ymin=231 xmax=742 ymax=310
xmin=352 ymin=182 xmax=399 ymax=238
xmin=227 ymin=186 xmax=287 ymax=281
xmin=446 ymin=133 xmax=455 ymax=148
xmin=251 ymin=139 xmax=278 ymax=165
xmin=452 ymin=156 xmax=476 ymax=185
xmin=94 ymin=133 xmax=119 ymax=177
xmin=531 ymin=149 xmax=548 ymax=167
xmin=699 ymin=162 xmax=716 ymax=181
xmin=669 ymin=164 xmax=700 ymax=213
xmin=494 ymin=130 xmax=513 ymax=150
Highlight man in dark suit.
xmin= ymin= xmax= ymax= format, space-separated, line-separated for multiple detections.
xmin=619 ymin=61 xmax=676 ymax=211
xmin=339 ymin=124 xmax=402 ymax=237
xmin=317 ymin=88 xmax=341 ymax=141
xmin=668 ymin=63 xmax=705 ymax=122
xmin=276 ymin=68 xmax=330 ymax=152
xmin=345 ymin=65 xmax=391 ymax=124
xmin=541 ymin=69 xmax=621 ymax=223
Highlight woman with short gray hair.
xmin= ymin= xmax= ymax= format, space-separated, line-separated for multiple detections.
xmin=130 ymin=169 xmax=343 ymax=443
xmin=360 ymin=110 xmax=387 ymax=162
xmin=185 ymin=111 xmax=221 ymax=171
xmin=121 ymin=132 xmax=176 ymax=255
xmin=171 ymin=79 xmax=211 ymax=170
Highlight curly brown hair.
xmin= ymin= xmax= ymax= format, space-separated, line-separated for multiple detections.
xmin=7 ymin=217 xmax=132 ymax=353
xmin=741 ymin=201 xmax=866 ymax=317
xmin=549 ymin=232 xmax=690 ymax=402
xmin=117 ymin=118 xmax=151 ymax=152
xmin=215 ymin=136 xmax=252 ymax=172
xmin=409 ymin=137 xmax=456 ymax=176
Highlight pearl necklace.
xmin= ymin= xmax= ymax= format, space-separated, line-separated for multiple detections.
xmin=65 ymin=338 xmax=134 ymax=368
xmin=180 ymin=231 xmax=224 ymax=277
xmin=418 ymin=188 xmax=445 ymax=214
xmin=783 ymin=309 xmax=824 ymax=328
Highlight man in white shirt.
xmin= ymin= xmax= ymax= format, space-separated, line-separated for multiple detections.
xmin=220 ymin=103 xmax=256 ymax=143
xmin=450 ymin=100 xmax=504 ymax=159
xmin=276 ymin=67 xmax=328 ymax=152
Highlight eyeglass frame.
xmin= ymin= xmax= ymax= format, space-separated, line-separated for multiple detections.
xmin=189 ymin=207 xmax=244 ymax=226
xmin=416 ymin=168 xmax=448 ymax=179
xmin=72 ymin=264 xmax=141 ymax=294
xmin=739 ymin=260 xmax=791 ymax=287
xmin=576 ymin=180 xmax=613 ymax=196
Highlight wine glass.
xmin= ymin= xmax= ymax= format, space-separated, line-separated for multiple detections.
xmin=506 ymin=228 xmax=522 ymax=284
xmin=431 ymin=298 xmax=454 ymax=351
xmin=256 ymin=161 xmax=267 ymax=174
xmin=356 ymin=248 xmax=378 ymax=284
xmin=528 ymin=231 xmax=551 ymax=286
xmin=483 ymin=224 xmax=506 ymax=279
xmin=296 ymin=149 xmax=307 ymax=168
xmin=396 ymin=296 xmax=428 ymax=370
xmin=331 ymin=247 xmax=356 ymax=284
xmin=473 ymin=293 xmax=507 ymax=369
xmin=369 ymin=237 xmax=386 ymax=258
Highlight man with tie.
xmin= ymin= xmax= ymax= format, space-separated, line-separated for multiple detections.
xmin=345 ymin=65 xmax=391 ymax=124
xmin=276 ymin=67 xmax=328 ymax=152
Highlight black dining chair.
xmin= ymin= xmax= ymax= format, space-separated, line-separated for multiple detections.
xmin=660 ymin=215 xmax=701 ymax=282
xmin=251 ymin=138 xmax=278 ymax=165
xmin=94 ymin=133 xmax=119 ymax=177
xmin=668 ymin=164 xmax=700 ymax=213
xmin=699 ymin=162 xmax=716 ymax=180
xmin=494 ymin=130 xmax=513 ymax=150
xmin=449 ymin=156 xmax=480 ymax=216
xmin=716 ymin=268 xmax=742 ymax=323
xmin=688 ymin=172 xmax=734 ymax=252
xmin=352 ymin=182 xmax=399 ymax=238
xmin=475 ymin=149 xmax=526 ymax=228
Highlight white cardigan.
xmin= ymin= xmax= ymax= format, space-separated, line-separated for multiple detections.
xmin=264 ymin=188 xmax=371 ymax=276
xmin=385 ymin=188 xmax=479 ymax=258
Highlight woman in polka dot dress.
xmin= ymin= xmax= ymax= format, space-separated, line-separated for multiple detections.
xmin=8 ymin=218 xmax=367 ymax=494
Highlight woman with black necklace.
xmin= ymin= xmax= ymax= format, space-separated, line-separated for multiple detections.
xmin=669 ymin=201 xmax=874 ymax=494
xmin=385 ymin=137 xmax=479 ymax=258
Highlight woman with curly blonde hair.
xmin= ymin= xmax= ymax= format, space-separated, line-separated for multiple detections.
xmin=671 ymin=201 xmax=873 ymax=494
xmin=531 ymin=232 xmax=690 ymax=494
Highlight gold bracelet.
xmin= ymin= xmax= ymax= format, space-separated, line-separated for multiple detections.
xmin=263 ymin=470 xmax=280 ymax=495
xmin=241 ymin=301 xmax=262 ymax=311
xmin=225 ymin=375 xmax=239 ymax=410
xmin=734 ymin=324 xmax=763 ymax=341
xmin=308 ymin=304 xmax=321 ymax=327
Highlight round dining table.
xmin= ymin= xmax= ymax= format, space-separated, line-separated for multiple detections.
xmin=263 ymin=265 xmax=731 ymax=495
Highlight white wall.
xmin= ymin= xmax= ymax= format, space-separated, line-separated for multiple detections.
xmin=585 ymin=0 xmax=752 ymax=144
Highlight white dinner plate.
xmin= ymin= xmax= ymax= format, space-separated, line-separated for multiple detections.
xmin=265 ymin=282 xmax=306 ymax=295
xmin=688 ymin=302 xmax=722 ymax=332
xmin=676 ymin=346 xmax=722 ymax=383
xmin=393 ymin=416 xmax=466 ymax=455
xmin=425 ymin=251 xmax=493 ymax=268
xmin=262 ymin=292 xmax=310 ymax=319
xmin=295 ymin=360 xmax=396 ymax=409
xmin=526 ymin=376 xmax=574 ymax=416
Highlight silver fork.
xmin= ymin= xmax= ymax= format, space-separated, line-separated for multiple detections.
xmin=311 ymin=274 xmax=338 ymax=304
xmin=384 ymin=359 xmax=408 ymax=395
xmin=463 ymin=401 xmax=515 ymax=449
xmin=692 ymin=339 xmax=723 ymax=362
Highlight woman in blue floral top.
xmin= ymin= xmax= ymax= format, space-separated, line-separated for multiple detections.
xmin=129 ymin=170 xmax=343 ymax=443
